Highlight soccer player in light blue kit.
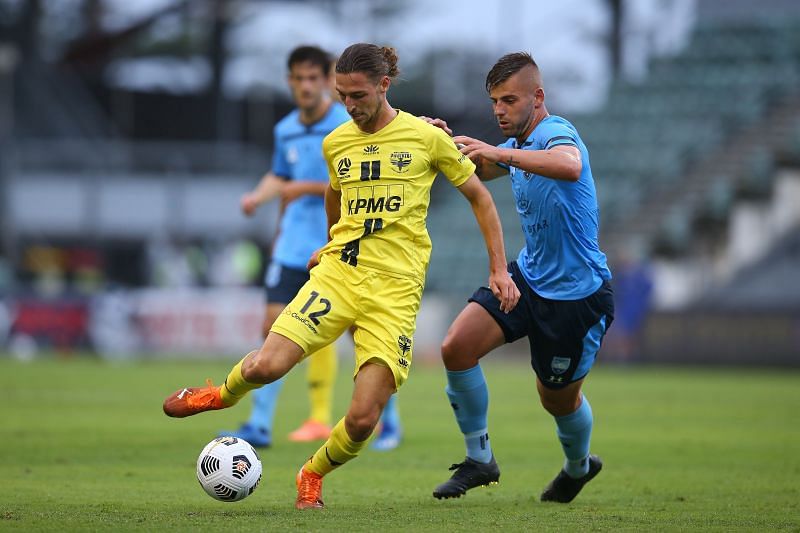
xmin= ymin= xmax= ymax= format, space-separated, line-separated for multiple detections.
xmin=428 ymin=52 xmax=614 ymax=502
xmin=221 ymin=45 xmax=402 ymax=449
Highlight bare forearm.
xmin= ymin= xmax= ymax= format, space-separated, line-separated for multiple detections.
xmin=475 ymin=158 xmax=508 ymax=181
xmin=469 ymin=190 xmax=508 ymax=273
xmin=293 ymin=181 xmax=328 ymax=197
xmin=251 ymin=173 xmax=286 ymax=204
xmin=456 ymin=174 xmax=519 ymax=312
xmin=500 ymin=147 xmax=581 ymax=181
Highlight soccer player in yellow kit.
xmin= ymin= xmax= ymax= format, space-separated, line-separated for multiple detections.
xmin=163 ymin=42 xmax=520 ymax=510
xmin=220 ymin=46 xmax=348 ymax=447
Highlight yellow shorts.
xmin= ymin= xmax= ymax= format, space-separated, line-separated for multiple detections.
xmin=270 ymin=255 xmax=423 ymax=389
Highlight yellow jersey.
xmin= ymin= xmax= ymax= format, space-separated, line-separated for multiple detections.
xmin=320 ymin=110 xmax=476 ymax=282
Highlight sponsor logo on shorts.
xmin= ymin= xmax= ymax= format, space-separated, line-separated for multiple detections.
xmin=398 ymin=335 xmax=412 ymax=355
xmin=397 ymin=335 xmax=412 ymax=369
xmin=285 ymin=310 xmax=318 ymax=334
xmin=551 ymin=356 xmax=571 ymax=375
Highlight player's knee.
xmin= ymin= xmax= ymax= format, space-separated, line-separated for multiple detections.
xmin=539 ymin=392 xmax=581 ymax=417
xmin=241 ymin=353 xmax=284 ymax=384
xmin=344 ymin=409 xmax=380 ymax=442
xmin=440 ymin=332 xmax=466 ymax=368
xmin=539 ymin=396 xmax=560 ymax=416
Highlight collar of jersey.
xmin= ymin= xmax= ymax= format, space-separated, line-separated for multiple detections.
xmin=513 ymin=114 xmax=556 ymax=149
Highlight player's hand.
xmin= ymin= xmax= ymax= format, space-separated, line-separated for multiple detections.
xmin=241 ymin=193 xmax=259 ymax=216
xmin=418 ymin=116 xmax=453 ymax=137
xmin=306 ymin=248 xmax=322 ymax=271
xmin=453 ymin=136 xmax=502 ymax=163
xmin=281 ymin=182 xmax=306 ymax=204
xmin=489 ymin=269 xmax=520 ymax=313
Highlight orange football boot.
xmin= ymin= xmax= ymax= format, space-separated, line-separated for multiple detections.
xmin=295 ymin=466 xmax=325 ymax=509
xmin=288 ymin=420 xmax=332 ymax=442
xmin=163 ymin=379 xmax=226 ymax=418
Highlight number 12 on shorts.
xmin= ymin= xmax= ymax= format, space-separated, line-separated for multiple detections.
xmin=299 ymin=291 xmax=331 ymax=325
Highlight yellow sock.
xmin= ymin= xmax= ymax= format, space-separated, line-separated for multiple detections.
xmin=307 ymin=343 xmax=337 ymax=425
xmin=219 ymin=353 xmax=261 ymax=406
xmin=306 ymin=418 xmax=367 ymax=476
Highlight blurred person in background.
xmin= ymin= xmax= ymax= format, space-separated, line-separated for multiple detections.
xmin=218 ymin=45 xmax=348 ymax=447
xmin=608 ymin=244 xmax=652 ymax=362
xmin=425 ymin=52 xmax=614 ymax=504
xmin=163 ymin=42 xmax=519 ymax=510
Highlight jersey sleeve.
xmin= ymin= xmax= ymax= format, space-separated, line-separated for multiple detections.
xmin=429 ymin=126 xmax=476 ymax=187
xmin=271 ymin=127 xmax=291 ymax=180
xmin=322 ymin=135 xmax=340 ymax=191
xmin=537 ymin=121 xmax=578 ymax=151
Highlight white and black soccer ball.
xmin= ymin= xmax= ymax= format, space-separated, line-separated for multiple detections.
xmin=196 ymin=436 xmax=262 ymax=502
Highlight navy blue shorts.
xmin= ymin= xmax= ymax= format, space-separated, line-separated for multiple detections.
xmin=469 ymin=261 xmax=614 ymax=389
xmin=264 ymin=262 xmax=310 ymax=305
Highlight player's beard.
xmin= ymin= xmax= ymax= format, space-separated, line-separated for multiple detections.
xmin=502 ymin=114 xmax=534 ymax=140
xmin=350 ymin=101 xmax=380 ymax=129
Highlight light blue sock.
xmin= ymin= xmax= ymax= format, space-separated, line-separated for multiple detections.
xmin=445 ymin=365 xmax=492 ymax=463
xmin=246 ymin=377 xmax=285 ymax=433
xmin=555 ymin=395 xmax=593 ymax=478
xmin=380 ymin=393 xmax=401 ymax=434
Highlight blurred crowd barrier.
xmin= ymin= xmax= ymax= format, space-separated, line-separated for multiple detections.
xmin=3 ymin=288 xmax=262 ymax=359
xmin=642 ymin=311 xmax=800 ymax=366
xmin=0 ymin=289 xmax=452 ymax=362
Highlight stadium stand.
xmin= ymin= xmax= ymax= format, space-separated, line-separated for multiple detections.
xmin=426 ymin=16 xmax=800 ymax=303
xmin=695 ymin=224 xmax=800 ymax=310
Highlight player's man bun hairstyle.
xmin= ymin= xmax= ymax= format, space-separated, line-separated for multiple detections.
xmin=336 ymin=43 xmax=400 ymax=82
xmin=486 ymin=52 xmax=538 ymax=92
xmin=288 ymin=45 xmax=332 ymax=76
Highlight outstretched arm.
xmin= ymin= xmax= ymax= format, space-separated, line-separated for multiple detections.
xmin=457 ymin=175 xmax=520 ymax=313
xmin=241 ymin=172 xmax=286 ymax=216
xmin=281 ymin=181 xmax=329 ymax=204
xmin=454 ymin=136 xmax=582 ymax=182
xmin=419 ymin=115 xmax=508 ymax=181
xmin=471 ymin=156 xmax=509 ymax=182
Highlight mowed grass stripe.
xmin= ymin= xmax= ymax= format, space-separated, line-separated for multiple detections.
xmin=0 ymin=356 xmax=797 ymax=531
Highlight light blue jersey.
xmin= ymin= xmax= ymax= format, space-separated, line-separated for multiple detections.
xmin=270 ymin=102 xmax=350 ymax=269
xmin=500 ymin=115 xmax=611 ymax=300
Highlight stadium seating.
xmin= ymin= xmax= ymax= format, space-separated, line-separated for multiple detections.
xmin=426 ymin=17 xmax=800 ymax=296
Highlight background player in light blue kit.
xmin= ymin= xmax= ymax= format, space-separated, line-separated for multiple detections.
xmin=428 ymin=52 xmax=614 ymax=502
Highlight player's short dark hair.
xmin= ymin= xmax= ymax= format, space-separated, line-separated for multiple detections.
xmin=486 ymin=52 xmax=538 ymax=92
xmin=288 ymin=45 xmax=333 ymax=76
xmin=335 ymin=43 xmax=399 ymax=82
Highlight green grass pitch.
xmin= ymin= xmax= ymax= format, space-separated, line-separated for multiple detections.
xmin=1 ymin=356 xmax=798 ymax=531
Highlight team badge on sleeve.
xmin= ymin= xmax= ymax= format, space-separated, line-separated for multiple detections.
xmin=337 ymin=157 xmax=352 ymax=178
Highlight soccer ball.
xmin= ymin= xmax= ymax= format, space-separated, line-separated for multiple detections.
xmin=196 ymin=436 xmax=262 ymax=502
